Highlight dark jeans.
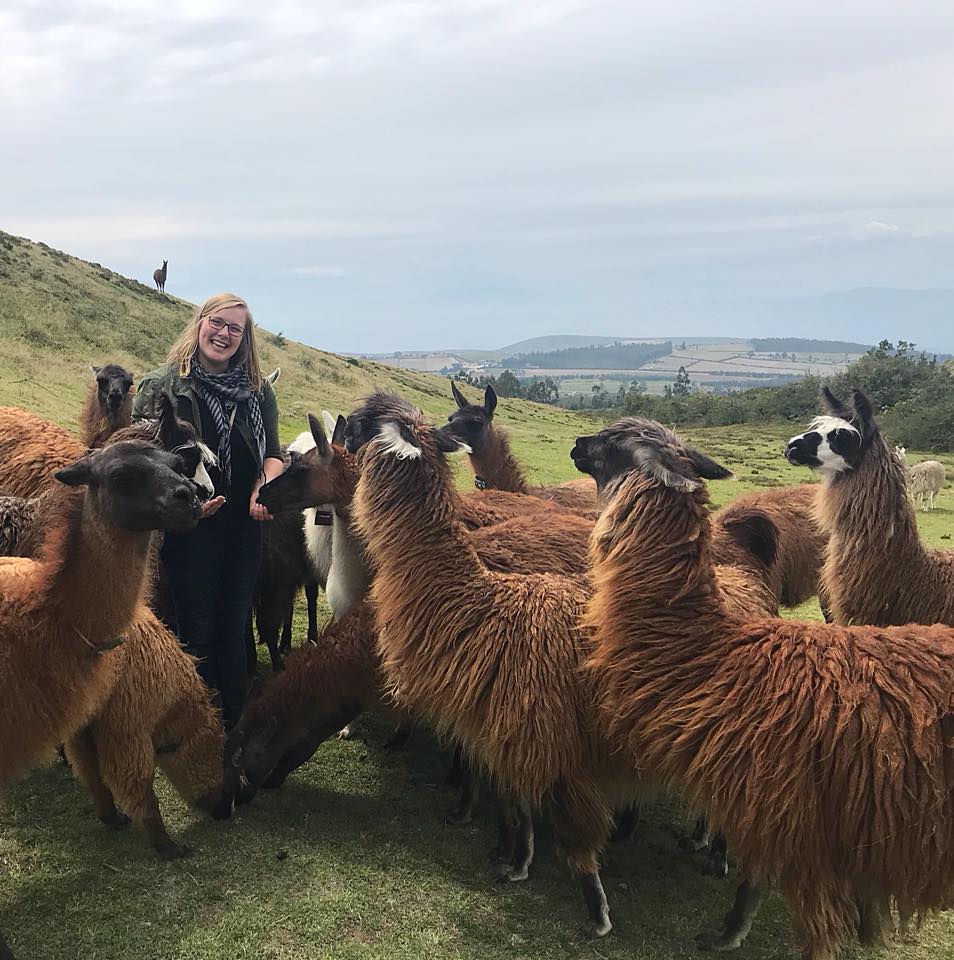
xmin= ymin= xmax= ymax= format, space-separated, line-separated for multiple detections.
xmin=161 ymin=507 xmax=263 ymax=730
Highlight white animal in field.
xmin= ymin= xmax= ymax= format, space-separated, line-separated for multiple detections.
xmin=895 ymin=445 xmax=946 ymax=510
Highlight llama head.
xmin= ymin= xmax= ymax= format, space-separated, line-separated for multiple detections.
xmin=784 ymin=387 xmax=875 ymax=475
xmin=345 ymin=392 xmax=469 ymax=461
xmin=571 ymin=417 xmax=731 ymax=493
xmin=54 ymin=440 xmax=203 ymax=533
xmin=445 ymin=381 xmax=497 ymax=452
xmin=90 ymin=363 xmax=134 ymax=414
xmin=157 ymin=722 xmax=234 ymax=821
xmin=154 ymin=395 xmax=217 ymax=500
xmin=257 ymin=412 xmax=351 ymax=514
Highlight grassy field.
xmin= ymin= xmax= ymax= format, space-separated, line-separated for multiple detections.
xmin=2 ymin=232 xmax=954 ymax=959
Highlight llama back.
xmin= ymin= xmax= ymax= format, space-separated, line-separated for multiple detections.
xmin=0 ymin=407 xmax=85 ymax=498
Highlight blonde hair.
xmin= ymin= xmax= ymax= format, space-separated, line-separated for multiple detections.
xmin=167 ymin=292 xmax=265 ymax=387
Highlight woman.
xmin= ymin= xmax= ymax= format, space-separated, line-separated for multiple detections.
xmin=132 ymin=293 xmax=283 ymax=729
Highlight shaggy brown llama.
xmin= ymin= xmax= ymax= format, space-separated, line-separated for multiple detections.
xmin=65 ymin=607 xmax=232 ymax=858
xmin=0 ymin=441 xmax=202 ymax=957
xmin=345 ymin=392 xmax=622 ymax=937
xmin=446 ymin=381 xmax=599 ymax=517
xmin=81 ymin=363 xmax=135 ymax=448
xmin=577 ymin=416 xmax=954 ymax=960
xmin=786 ymin=388 xmax=954 ymax=626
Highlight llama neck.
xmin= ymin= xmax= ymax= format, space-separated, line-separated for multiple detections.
xmin=326 ymin=510 xmax=372 ymax=619
xmin=47 ymin=493 xmax=154 ymax=642
xmin=817 ymin=436 xmax=926 ymax=622
xmin=589 ymin=473 xmax=726 ymax=635
xmin=355 ymin=450 xmax=485 ymax=586
xmin=470 ymin=426 xmax=528 ymax=493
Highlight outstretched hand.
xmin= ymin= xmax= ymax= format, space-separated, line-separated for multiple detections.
xmin=201 ymin=496 xmax=226 ymax=519
xmin=249 ymin=496 xmax=272 ymax=522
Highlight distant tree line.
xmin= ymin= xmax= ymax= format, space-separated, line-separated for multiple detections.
xmin=454 ymin=369 xmax=561 ymax=405
xmin=750 ymin=337 xmax=870 ymax=354
xmin=614 ymin=341 xmax=954 ymax=451
xmin=502 ymin=340 xmax=672 ymax=370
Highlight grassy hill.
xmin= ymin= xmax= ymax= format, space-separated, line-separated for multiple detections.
xmin=0 ymin=230 xmax=596 ymax=483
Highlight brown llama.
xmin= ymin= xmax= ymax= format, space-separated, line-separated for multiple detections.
xmin=578 ymin=416 xmax=954 ymax=960
xmin=0 ymin=440 xmax=202 ymax=782
xmin=65 ymin=607 xmax=232 ymax=859
xmin=344 ymin=392 xmax=621 ymax=937
xmin=711 ymin=484 xmax=824 ymax=609
xmin=80 ymin=363 xmax=135 ymax=448
xmin=446 ymin=381 xmax=599 ymax=518
xmin=786 ymin=388 xmax=954 ymax=626
xmin=153 ymin=259 xmax=167 ymax=292
xmin=0 ymin=440 xmax=202 ymax=956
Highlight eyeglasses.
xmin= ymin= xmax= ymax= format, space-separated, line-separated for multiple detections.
xmin=207 ymin=315 xmax=245 ymax=338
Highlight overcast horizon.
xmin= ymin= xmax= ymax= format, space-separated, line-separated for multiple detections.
xmin=4 ymin=1 xmax=954 ymax=353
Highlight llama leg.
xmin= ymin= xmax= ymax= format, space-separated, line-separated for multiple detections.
xmin=255 ymin=597 xmax=284 ymax=673
xmin=696 ymin=877 xmax=764 ymax=951
xmin=305 ymin=582 xmax=319 ymax=644
xmin=64 ymin=726 xmax=129 ymax=830
xmin=680 ymin=813 xmax=712 ymax=852
xmin=704 ymin=831 xmax=729 ymax=878
xmin=98 ymin=733 xmax=190 ymax=859
xmin=447 ymin=762 xmax=481 ymax=825
xmin=280 ymin=596 xmax=294 ymax=655
xmin=0 ymin=924 xmax=13 ymax=960
xmin=610 ymin=801 xmax=638 ymax=843
xmin=548 ymin=779 xmax=612 ymax=938
xmin=503 ymin=799 xmax=534 ymax=882
xmin=494 ymin=796 xmax=519 ymax=870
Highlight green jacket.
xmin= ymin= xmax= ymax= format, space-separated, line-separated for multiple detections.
xmin=131 ymin=363 xmax=282 ymax=464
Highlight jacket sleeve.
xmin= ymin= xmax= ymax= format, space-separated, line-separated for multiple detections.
xmin=131 ymin=371 xmax=163 ymax=421
xmin=260 ymin=379 xmax=282 ymax=460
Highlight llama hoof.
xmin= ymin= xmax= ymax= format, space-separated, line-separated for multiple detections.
xmin=695 ymin=928 xmax=745 ymax=952
xmin=583 ymin=919 xmax=613 ymax=940
xmin=337 ymin=725 xmax=353 ymax=741
xmin=701 ymin=857 xmax=730 ymax=879
xmin=155 ymin=841 xmax=192 ymax=861
xmin=99 ymin=810 xmax=131 ymax=831
xmin=445 ymin=808 xmax=473 ymax=826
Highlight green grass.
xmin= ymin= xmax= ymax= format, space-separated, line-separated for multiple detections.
xmin=3 ymin=232 xmax=954 ymax=958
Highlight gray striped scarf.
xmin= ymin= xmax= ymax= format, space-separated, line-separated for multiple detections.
xmin=191 ymin=363 xmax=266 ymax=487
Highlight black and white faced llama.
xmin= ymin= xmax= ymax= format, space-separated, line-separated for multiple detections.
xmin=581 ymin=415 xmax=954 ymax=960
xmin=785 ymin=388 xmax=954 ymax=626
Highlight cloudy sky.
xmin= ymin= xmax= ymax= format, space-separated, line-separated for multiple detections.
xmin=4 ymin=0 xmax=954 ymax=352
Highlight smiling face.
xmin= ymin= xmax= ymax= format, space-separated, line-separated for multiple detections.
xmin=196 ymin=304 xmax=248 ymax=373
xmin=784 ymin=416 xmax=863 ymax=475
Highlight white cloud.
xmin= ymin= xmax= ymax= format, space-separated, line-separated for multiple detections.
xmin=864 ymin=220 xmax=900 ymax=236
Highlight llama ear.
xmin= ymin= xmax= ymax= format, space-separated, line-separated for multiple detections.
xmin=308 ymin=414 xmax=331 ymax=458
xmin=90 ymin=363 xmax=101 ymax=377
xmin=685 ymin=446 xmax=732 ymax=481
xmin=321 ymin=410 xmax=336 ymax=438
xmin=451 ymin=381 xmax=468 ymax=409
xmin=266 ymin=367 xmax=281 ymax=385
xmin=432 ymin=426 xmax=471 ymax=456
xmin=822 ymin=386 xmax=850 ymax=418
xmin=54 ymin=454 xmax=95 ymax=487
xmin=722 ymin=510 xmax=778 ymax=569
xmin=172 ymin=443 xmax=202 ymax=478
xmin=483 ymin=384 xmax=497 ymax=417
xmin=851 ymin=390 xmax=874 ymax=429
xmin=156 ymin=395 xmax=185 ymax=451
xmin=332 ymin=415 xmax=347 ymax=446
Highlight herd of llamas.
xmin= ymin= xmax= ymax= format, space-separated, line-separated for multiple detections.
xmin=0 ymin=364 xmax=952 ymax=960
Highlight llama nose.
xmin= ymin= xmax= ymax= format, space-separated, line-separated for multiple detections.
xmin=172 ymin=483 xmax=198 ymax=505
